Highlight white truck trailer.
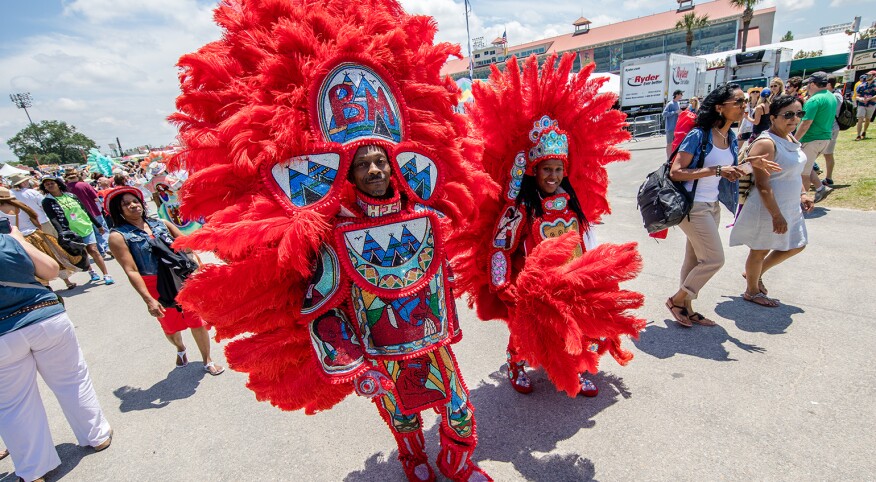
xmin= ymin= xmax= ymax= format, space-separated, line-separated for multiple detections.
xmin=620 ymin=53 xmax=707 ymax=114
xmin=724 ymin=47 xmax=793 ymax=92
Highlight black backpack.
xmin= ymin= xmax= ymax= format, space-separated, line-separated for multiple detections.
xmin=836 ymin=97 xmax=856 ymax=131
xmin=149 ymin=234 xmax=198 ymax=310
xmin=637 ymin=129 xmax=709 ymax=233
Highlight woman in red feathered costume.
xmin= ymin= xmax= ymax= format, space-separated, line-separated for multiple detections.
xmin=453 ymin=53 xmax=647 ymax=397
xmin=167 ymin=1 xmax=492 ymax=481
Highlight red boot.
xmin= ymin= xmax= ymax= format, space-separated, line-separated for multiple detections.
xmin=394 ymin=430 xmax=435 ymax=482
xmin=436 ymin=437 xmax=492 ymax=482
xmin=507 ymin=360 xmax=533 ymax=394
xmin=579 ymin=374 xmax=599 ymax=397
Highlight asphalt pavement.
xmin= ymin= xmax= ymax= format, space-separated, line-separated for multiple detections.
xmin=2 ymin=135 xmax=874 ymax=481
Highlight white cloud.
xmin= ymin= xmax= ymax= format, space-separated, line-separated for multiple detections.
xmin=0 ymin=1 xmax=220 ymax=161
xmin=56 ymin=98 xmax=88 ymax=111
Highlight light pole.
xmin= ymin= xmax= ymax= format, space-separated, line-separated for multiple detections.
xmin=9 ymin=92 xmax=36 ymax=126
xmin=9 ymin=92 xmax=45 ymax=166
xmin=464 ymin=0 xmax=474 ymax=80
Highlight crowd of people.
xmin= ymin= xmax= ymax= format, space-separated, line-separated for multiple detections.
xmin=1 ymin=157 xmax=224 ymax=481
xmin=0 ymin=1 xmax=872 ymax=476
xmin=663 ymin=69 xmax=850 ymax=324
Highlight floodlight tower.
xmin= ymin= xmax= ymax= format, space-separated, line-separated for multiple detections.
xmin=9 ymin=92 xmax=36 ymax=126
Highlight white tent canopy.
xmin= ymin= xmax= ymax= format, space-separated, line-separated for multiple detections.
xmin=0 ymin=163 xmax=29 ymax=177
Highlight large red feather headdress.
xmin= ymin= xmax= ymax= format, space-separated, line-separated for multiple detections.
xmin=453 ymin=53 xmax=645 ymax=395
xmin=168 ymin=0 xmax=483 ymax=413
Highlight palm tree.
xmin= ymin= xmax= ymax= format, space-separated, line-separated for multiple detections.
xmin=675 ymin=12 xmax=710 ymax=56
xmin=730 ymin=0 xmax=762 ymax=52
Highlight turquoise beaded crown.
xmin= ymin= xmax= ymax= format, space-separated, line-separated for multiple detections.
xmin=525 ymin=115 xmax=569 ymax=175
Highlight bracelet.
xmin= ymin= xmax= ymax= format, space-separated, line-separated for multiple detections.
xmin=715 ymin=165 xmax=722 ymax=177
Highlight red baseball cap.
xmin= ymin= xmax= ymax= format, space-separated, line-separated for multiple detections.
xmin=103 ymin=186 xmax=144 ymax=214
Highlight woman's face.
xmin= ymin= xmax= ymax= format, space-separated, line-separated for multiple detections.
xmin=42 ymin=180 xmax=61 ymax=196
xmin=771 ymin=101 xmax=804 ymax=134
xmin=120 ymin=193 xmax=144 ymax=220
xmin=718 ymin=89 xmax=746 ymax=124
xmin=535 ymin=159 xmax=565 ymax=195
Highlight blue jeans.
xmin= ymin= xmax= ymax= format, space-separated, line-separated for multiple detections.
xmin=92 ymin=216 xmax=109 ymax=255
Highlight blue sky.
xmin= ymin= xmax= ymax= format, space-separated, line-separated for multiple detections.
xmin=0 ymin=0 xmax=869 ymax=163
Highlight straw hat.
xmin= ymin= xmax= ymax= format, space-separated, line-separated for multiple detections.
xmin=0 ymin=186 xmax=13 ymax=201
xmin=7 ymin=172 xmax=33 ymax=187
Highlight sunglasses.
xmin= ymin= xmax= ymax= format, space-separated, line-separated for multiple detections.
xmin=770 ymin=84 xmax=779 ymax=88
xmin=779 ymin=110 xmax=805 ymax=119
xmin=723 ymin=98 xmax=745 ymax=106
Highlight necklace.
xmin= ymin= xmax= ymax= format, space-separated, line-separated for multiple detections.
xmin=712 ymin=128 xmax=728 ymax=141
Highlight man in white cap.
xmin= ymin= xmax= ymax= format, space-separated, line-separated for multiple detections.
xmin=8 ymin=173 xmax=55 ymax=236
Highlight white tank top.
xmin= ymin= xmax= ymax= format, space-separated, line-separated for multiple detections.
xmin=684 ymin=145 xmax=734 ymax=202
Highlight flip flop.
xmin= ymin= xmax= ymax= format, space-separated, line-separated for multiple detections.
xmin=204 ymin=362 xmax=225 ymax=376
xmin=742 ymin=292 xmax=779 ymax=308
xmin=688 ymin=312 xmax=717 ymax=326
xmin=666 ymin=298 xmax=692 ymax=327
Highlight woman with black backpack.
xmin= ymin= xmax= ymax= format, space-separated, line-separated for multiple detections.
xmin=105 ymin=187 xmax=224 ymax=375
xmin=665 ymin=84 xmax=771 ymax=327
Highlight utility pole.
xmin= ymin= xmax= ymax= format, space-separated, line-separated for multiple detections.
xmin=464 ymin=0 xmax=474 ymax=80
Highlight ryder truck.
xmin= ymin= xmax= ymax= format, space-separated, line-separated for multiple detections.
xmin=620 ymin=53 xmax=707 ymax=114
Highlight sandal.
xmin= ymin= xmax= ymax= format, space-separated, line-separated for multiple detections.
xmin=204 ymin=362 xmax=225 ymax=376
xmin=665 ymin=298 xmax=692 ymax=327
xmin=0 ymin=448 xmax=8 ymax=460
xmin=742 ymin=292 xmax=779 ymax=308
xmin=741 ymin=273 xmax=767 ymax=296
xmin=688 ymin=312 xmax=717 ymax=326
xmin=93 ymin=428 xmax=113 ymax=452
xmin=176 ymin=350 xmax=188 ymax=368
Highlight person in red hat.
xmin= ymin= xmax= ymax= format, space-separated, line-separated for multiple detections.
xmin=105 ymin=187 xmax=224 ymax=375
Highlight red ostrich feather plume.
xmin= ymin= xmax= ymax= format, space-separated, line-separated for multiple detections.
xmin=168 ymin=0 xmax=481 ymax=414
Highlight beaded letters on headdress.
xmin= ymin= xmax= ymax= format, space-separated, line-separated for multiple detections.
xmin=525 ymin=115 xmax=569 ymax=175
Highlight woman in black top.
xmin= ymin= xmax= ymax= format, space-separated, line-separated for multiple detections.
xmin=750 ymin=88 xmax=772 ymax=139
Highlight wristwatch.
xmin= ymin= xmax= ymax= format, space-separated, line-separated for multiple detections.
xmin=715 ymin=165 xmax=722 ymax=177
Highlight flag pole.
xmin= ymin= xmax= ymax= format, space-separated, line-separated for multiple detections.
xmin=465 ymin=0 xmax=474 ymax=79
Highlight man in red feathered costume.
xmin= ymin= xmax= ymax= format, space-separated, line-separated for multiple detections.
xmin=167 ymin=1 xmax=491 ymax=481
xmin=454 ymin=53 xmax=647 ymax=398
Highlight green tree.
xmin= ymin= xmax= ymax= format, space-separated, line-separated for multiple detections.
xmin=676 ymin=12 xmax=710 ymax=56
xmin=730 ymin=0 xmax=763 ymax=52
xmin=6 ymin=120 xmax=97 ymax=166
xmin=781 ymin=30 xmax=794 ymax=42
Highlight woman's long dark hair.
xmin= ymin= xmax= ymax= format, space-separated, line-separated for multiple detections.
xmin=696 ymin=83 xmax=741 ymax=130
xmin=108 ymin=192 xmax=148 ymax=227
xmin=38 ymin=178 xmax=67 ymax=194
xmin=515 ymin=175 xmax=587 ymax=225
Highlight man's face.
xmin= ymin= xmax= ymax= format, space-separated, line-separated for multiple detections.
xmin=350 ymin=145 xmax=392 ymax=198
xmin=674 ymin=93 xmax=683 ymax=101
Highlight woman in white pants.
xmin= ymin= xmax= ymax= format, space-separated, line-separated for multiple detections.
xmin=0 ymin=225 xmax=112 ymax=482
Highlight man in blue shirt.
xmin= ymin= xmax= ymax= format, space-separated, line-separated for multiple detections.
xmin=855 ymin=70 xmax=876 ymax=140
xmin=663 ymin=89 xmax=684 ymax=157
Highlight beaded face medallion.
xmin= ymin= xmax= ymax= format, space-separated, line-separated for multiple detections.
xmin=316 ymin=63 xmax=404 ymax=145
